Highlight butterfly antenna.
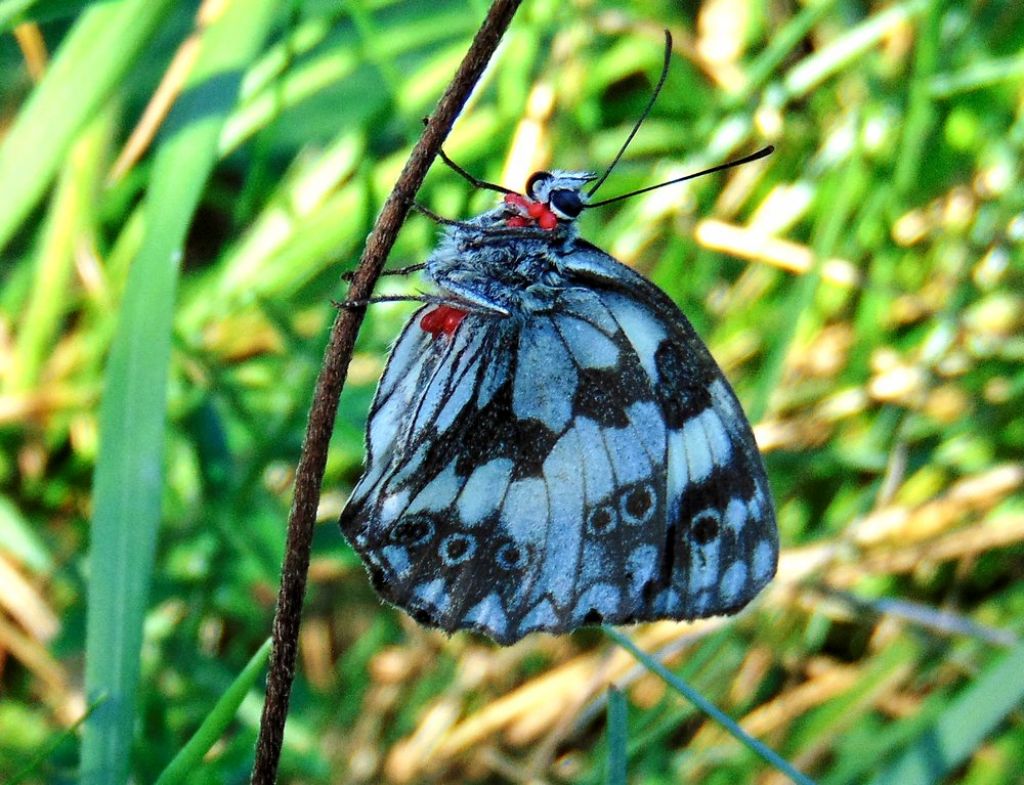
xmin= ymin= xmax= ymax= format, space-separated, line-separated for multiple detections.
xmin=586 ymin=29 xmax=674 ymax=198
xmin=585 ymin=145 xmax=775 ymax=208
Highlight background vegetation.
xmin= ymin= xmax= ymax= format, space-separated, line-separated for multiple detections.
xmin=1 ymin=0 xmax=1023 ymax=783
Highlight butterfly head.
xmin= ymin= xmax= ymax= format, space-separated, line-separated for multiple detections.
xmin=503 ymin=170 xmax=596 ymax=231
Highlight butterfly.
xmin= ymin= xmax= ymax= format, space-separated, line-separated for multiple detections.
xmin=339 ymin=32 xmax=778 ymax=645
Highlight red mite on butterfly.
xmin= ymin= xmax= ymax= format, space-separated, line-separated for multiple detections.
xmin=419 ymin=304 xmax=469 ymax=336
xmin=504 ymin=191 xmax=559 ymax=230
xmin=418 ymin=191 xmax=558 ymax=336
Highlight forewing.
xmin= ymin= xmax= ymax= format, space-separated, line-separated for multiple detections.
xmin=340 ymin=307 xmax=506 ymax=607
xmin=341 ymin=305 xmax=486 ymax=519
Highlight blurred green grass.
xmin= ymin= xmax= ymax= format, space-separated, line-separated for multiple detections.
xmin=1 ymin=0 xmax=1023 ymax=783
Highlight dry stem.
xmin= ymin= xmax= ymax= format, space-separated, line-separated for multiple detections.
xmin=249 ymin=2 xmax=523 ymax=781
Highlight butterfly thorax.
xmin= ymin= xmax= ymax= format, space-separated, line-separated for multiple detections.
xmin=423 ymin=175 xmax=593 ymax=319
xmin=423 ymin=220 xmax=563 ymax=317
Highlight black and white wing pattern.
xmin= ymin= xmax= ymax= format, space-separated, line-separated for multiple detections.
xmin=340 ymin=242 xmax=776 ymax=644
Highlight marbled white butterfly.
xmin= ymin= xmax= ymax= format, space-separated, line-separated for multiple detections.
xmin=340 ymin=32 xmax=778 ymax=644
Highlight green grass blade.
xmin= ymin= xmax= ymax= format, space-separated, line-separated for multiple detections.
xmin=747 ymin=136 xmax=868 ymax=423
xmin=869 ymin=640 xmax=1024 ymax=785
xmin=153 ymin=638 xmax=271 ymax=785
xmin=606 ymin=686 xmax=628 ymax=785
xmin=782 ymin=0 xmax=929 ymax=100
xmin=0 ymin=494 xmax=52 ymax=572
xmin=0 ymin=0 xmax=178 ymax=254
xmin=928 ymin=53 xmax=1024 ymax=98
xmin=8 ymin=695 xmax=101 ymax=785
xmin=5 ymin=107 xmax=112 ymax=394
xmin=891 ymin=0 xmax=943 ymax=200
xmin=0 ymin=0 xmax=34 ymax=30
xmin=81 ymin=2 xmax=277 ymax=783
xmin=728 ymin=0 xmax=838 ymax=104
xmin=605 ymin=629 xmax=818 ymax=785
xmin=0 ymin=1 xmax=113 ymax=31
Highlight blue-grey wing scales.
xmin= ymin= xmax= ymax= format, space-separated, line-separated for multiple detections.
xmin=341 ymin=237 xmax=776 ymax=643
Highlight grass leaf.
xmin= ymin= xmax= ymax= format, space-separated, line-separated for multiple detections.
xmin=0 ymin=0 xmax=178 ymax=252
xmin=153 ymin=639 xmax=271 ymax=785
xmin=606 ymin=685 xmax=628 ymax=785
xmin=605 ymin=628 xmax=818 ymax=785
xmin=869 ymin=640 xmax=1024 ymax=785
xmin=81 ymin=2 xmax=277 ymax=782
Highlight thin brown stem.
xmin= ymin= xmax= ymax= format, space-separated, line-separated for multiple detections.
xmin=248 ymin=2 xmax=523 ymax=782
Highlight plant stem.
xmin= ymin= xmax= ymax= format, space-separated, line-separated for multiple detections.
xmin=248 ymin=1 xmax=523 ymax=782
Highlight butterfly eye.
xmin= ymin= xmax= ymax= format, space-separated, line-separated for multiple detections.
xmin=525 ymin=171 xmax=553 ymax=200
xmin=549 ymin=188 xmax=584 ymax=219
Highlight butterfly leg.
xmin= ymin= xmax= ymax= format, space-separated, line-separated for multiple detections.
xmin=333 ymin=293 xmax=509 ymax=316
xmin=341 ymin=263 xmax=426 ymax=282
xmin=333 ymin=293 xmax=446 ymax=309
xmin=419 ymin=114 xmax=513 ymax=196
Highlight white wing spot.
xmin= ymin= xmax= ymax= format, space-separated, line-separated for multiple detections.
xmin=457 ymin=458 xmax=513 ymax=526
xmin=693 ymin=591 xmax=712 ymax=614
xmin=382 ymin=545 xmax=411 ymax=578
xmin=412 ymin=578 xmax=448 ymax=612
xmin=520 ymin=598 xmax=558 ymax=633
xmin=434 ymin=363 xmax=480 ymax=432
xmin=477 ymin=350 xmax=509 ymax=409
xmin=725 ymin=498 xmax=748 ymax=534
xmin=405 ymin=461 xmax=461 ymax=515
xmin=710 ymin=378 xmax=743 ymax=423
xmin=604 ymin=296 xmax=667 ymax=379
xmin=380 ymin=490 xmax=411 ymax=524
xmin=688 ymin=535 xmax=721 ymax=594
xmin=627 ymin=400 xmax=666 ymax=447
xmin=653 ymin=588 xmax=682 ymax=615
xmin=513 ymin=321 xmax=576 ymax=430
xmin=388 ymin=442 xmax=429 ymax=486
xmin=464 ymin=592 xmax=509 ymax=638
xmin=557 ymin=288 xmax=620 ymax=335
xmin=531 ymin=427 xmax=589 ymax=607
xmin=500 ymin=478 xmax=549 ymax=549
xmin=367 ymin=404 xmax=407 ymax=467
xmin=702 ymin=410 xmax=732 ymax=465
xmin=720 ymin=562 xmax=748 ymax=603
xmin=682 ymin=410 xmax=715 ymax=482
xmin=667 ymin=428 xmax=691 ymax=501
xmin=573 ymin=583 xmax=621 ymax=622
xmin=580 ymin=541 xmax=612 ymax=587
xmin=627 ymin=545 xmax=658 ymax=596
xmin=748 ymin=488 xmax=769 ymax=520
xmin=753 ymin=539 xmax=775 ymax=582
xmin=557 ymin=315 xmax=621 ymax=368
xmin=602 ymin=425 xmax=654 ymax=485
xmin=574 ymin=420 xmax=615 ymax=505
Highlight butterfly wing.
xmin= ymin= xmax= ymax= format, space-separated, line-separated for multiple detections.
xmin=341 ymin=305 xmax=548 ymax=642
xmin=341 ymin=241 xmax=776 ymax=643
xmin=342 ymin=295 xmax=681 ymax=643
xmin=559 ymin=240 xmax=778 ymax=620
xmin=340 ymin=305 xmax=510 ymax=613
